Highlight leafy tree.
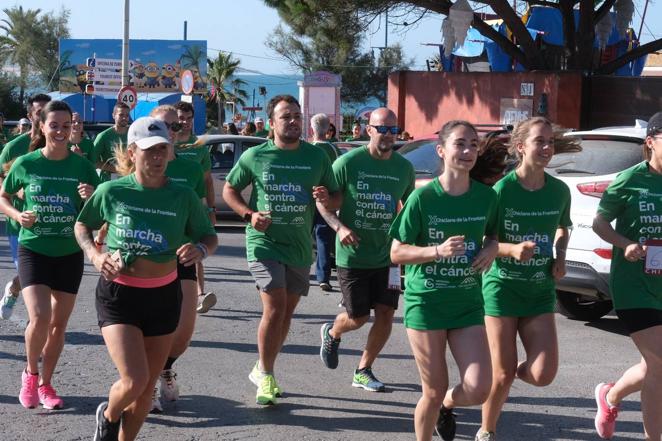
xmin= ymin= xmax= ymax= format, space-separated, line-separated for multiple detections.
xmin=206 ymin=52 xmax=249 ymax=129
xmin=264 ymin=0 xmax=662 ymax=74
xmin=0 ymin=72 xmax=24 ymax=119
xmin=0 ymin=6 xmax=70 ymax=101
xmin=265 ymin=7 xmax=412 ymax=105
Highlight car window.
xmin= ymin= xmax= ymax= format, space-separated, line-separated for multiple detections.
xmin=401 ymin=141 xmax=442 ymax=175
xmin=546 ymin=139 xmax=643 ymax=176
xmin=209 ymin=142 xmax=236 ymax=170
xmin=242 ymin=141 xmax=263 ymax=152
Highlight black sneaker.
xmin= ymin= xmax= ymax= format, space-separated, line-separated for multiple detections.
xmin=319 ymin=323 xmax=341 ymax=369
xmin=319 ymin=281 xmax=332 ymax=292
xmin=435 ymin=405 xmax=456 ymax=440
xmin=94 ymin=401 xmax=120 ymax=441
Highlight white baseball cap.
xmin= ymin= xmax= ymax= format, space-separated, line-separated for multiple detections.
xmin=127 ymin=117 xmax=171 ymax=150
xmin=19 ymin=118 xmax=31 ymax=126
xmin=255 ymin=117 xmax=264 ymax=123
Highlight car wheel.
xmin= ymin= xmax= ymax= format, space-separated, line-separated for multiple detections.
xmin=555 ymin=290 xmax=613 ymax=321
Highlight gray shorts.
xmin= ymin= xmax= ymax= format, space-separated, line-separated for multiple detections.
xmin=248 ymin=260 xmax=310 ymax=296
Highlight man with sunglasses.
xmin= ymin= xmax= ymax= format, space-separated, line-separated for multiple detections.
xmin=173 ymin=101 xmax=217 ymax=314
xmin=318 ymin=107 xmax=415 ymax=392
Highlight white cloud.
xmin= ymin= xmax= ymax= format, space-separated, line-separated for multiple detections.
xmin=76 ymin=43 xmax=91 ymax=48
xmin=168 ymin=45 xmax=181 ymax=50
xmin=142 ymin=50 xmax=156 ymax=55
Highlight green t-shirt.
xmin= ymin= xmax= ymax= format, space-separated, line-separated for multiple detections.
xmin=313 ymin=141 xmax=341 ymax=163
xmin=389 ymin=178 xmax=497 ymax=330
xmin=0 ymin=127 xmax=11 ymax=148
xmin=334 ymin=146 xmax=415 ymax=268
xmin=0 ymin=133 xmax=32 ymax=236
xmin=69 ymin=137 xmax=95 ymax=163
xmin=77 ymin=174 xmax=215 ymax=265
xmin=92 ymin=127 xmax=127 ymax=182
xmin=226 ymin=139 xmax=339 ymax=267
xmin=175 ymin=135 xmax=211 ymax=172
xmin=597 ymin=161 xmax=662 ymax=311
xmin=482 ymin=171 xmax=572 ymax=317
xmin=3 ymin=150 xmax=100 ymax=256
xmin=166 ymin=155 xmax=206 ymax=198
xmin=255 ymin=129 xmax=269 ymax=138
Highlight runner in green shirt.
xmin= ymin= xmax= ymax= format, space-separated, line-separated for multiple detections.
xmin=0 ymin=101 xmax=98 ymax=411
xmin=0 ymin=93 xmax=51 ymax=321
xmin=68 ymin=112 xmax=94 ymax=162
xmin=389 ymin=120 xmax=498 ymax=441
xmin=173 ymin=101 xmax=217 ymax=315
xmin=254 ymin=117 xmax=269 ymax=137
xmin=318 ymin=108 xmax=415 ymax=393
xmin=478 ymin=117 xmax=573 ymax=441
xmin=92 ymin=102 xmax=130 ymax=182
xmin=147 ymin=104 xmax=207 ymax=413
xmin=76 ymin=117 xmax=217 ymax=441
xmin=224 ymin=94 xmax=339 ymax=406
xmin=591 ymin=112 xmax=662 ymax=441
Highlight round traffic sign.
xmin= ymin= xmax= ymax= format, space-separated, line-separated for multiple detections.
xmin=117 ymin=85 xmax=138 ymax=110
xmin=181 ymin=70 xmax=194 ymax=95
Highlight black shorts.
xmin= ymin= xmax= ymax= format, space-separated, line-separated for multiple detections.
xmin=337 ymin=266 xmax=400 ymax=319
xmin=177 ymin=262 xmax=197 ymax=281
xmin=616 ymin=308 xmax=662 ymax=334
xmin=95 ymin=277 xmax=182 ymax=337
xmin=18 ymin=245 xmax=83 ymax=294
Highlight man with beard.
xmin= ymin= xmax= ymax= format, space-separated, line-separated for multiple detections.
xmin=223 ymin=95 xmax=339 ymax=405
xmin=92 ymin=102 xmax=130 ymax=182
xmin=318 ymin=107 xmax=415 ymax=392
xmin=0 ymin=94 xmax=51 ymax=320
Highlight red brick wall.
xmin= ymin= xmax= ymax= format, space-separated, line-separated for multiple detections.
xmin=387 ymin=71 xmax=583 ymax=138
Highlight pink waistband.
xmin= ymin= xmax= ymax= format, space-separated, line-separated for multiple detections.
xmin=114 ymin=270 xmax=177 ymax=288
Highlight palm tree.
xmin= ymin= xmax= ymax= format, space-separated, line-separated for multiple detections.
xmin=180 ymin=44 xmax=205 ymax=72
xmin=0 ymin=6 xmax=41 ymax=103
xmin=207 ymin=52 xmax=249 ymax=129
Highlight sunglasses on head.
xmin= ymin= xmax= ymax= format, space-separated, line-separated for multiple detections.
xmin=165 ymin=121 xmax=182 ymax=132
xmin=369 ymin=125 xmax=399 ymax=135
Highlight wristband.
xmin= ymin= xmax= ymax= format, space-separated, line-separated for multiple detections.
xmin=195 ymin=243 xmax=208 ymax=260
xmin=207 ymin=206 xmax=215 ymax=213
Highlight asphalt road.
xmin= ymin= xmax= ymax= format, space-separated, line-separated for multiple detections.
xmin=0 ymin=227 xmax=646 ymax=440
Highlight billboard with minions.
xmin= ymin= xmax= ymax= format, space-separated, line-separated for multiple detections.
xmin=59 ymin=39 xmax=207 ymax=95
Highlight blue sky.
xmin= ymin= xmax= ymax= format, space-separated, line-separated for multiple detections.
xmin=6 ymin=0 xmax=662 ymax=74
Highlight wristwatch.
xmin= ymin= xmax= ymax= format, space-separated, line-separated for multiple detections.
xmin=243 ymin=211 xmax=254 ymax=222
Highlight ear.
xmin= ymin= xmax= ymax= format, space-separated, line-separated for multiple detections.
xmin=436 ymin=143 xmax=445 ymax=158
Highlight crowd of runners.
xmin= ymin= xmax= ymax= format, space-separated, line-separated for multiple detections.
xmin=0 ymin=93 xmax=660 ymax=441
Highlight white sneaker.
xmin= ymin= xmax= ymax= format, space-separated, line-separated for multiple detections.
xmin=0 ymin=282 xmax=18 ymax=320
xmin=159 ymin=369 xmax=179 ymax=401
xmin=150 ymin=387 xmax=162 ymax=413
xmin=196 ymin=292 xmax=217 ymax=313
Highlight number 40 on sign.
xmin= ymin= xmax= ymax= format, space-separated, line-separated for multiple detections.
xmin=117 ymin=86 xmax=138 ymax=110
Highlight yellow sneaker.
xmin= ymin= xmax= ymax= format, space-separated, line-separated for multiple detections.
xmin=256 ymin=374 xmax=277 ymax=405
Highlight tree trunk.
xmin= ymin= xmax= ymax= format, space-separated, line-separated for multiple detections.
xmin=222 ymin=100 xmax=225 ymax=133
xmin=489 ymin=0 xmax=546 ymax=69
xmin=576 ymin=0 xmax=596 ymax=71
xmin=559 ymin=0 xmax=575 ymax=69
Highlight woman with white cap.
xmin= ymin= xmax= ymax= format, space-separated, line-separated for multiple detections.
xmin=75 ymin=116 xmax=217 ymax=441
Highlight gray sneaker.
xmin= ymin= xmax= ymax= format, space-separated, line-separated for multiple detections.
xmin=0 ymin=282 xmax=18 ymax=320
xmin=475 ymin=429 xmax=496 ymax=441
xmin=320 ymin=323 xmax=341 ymax=369
xmin=352 ymin=367 xmax=385 ymax=392
xmin=196 ymin=292 xmax=217 ymax=313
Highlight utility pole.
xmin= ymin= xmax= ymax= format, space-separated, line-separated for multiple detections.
xmin=184 ymin=21 xmax=188 ymax=40
xmin=121 ymin=0 xmax=130 ymax=87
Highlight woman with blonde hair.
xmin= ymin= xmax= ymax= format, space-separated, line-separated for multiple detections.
xmin=76 ymin=117 xmax=217 ymax=441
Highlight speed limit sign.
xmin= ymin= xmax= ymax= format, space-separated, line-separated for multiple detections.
xmin=117 ymin=85 xmax=138 ymax=110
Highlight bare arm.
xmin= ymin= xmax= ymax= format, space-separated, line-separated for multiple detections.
xmin=593 ymin=214 xmax=645 ymax=261
xmin=316 ymin=200 xmax=360 ymax=246
xmin=176 ymin=232 xmax=219 ymax=267
xmin=222 ymin=182 xmax=271 ymax=232
xmin=390 ymin=235 xmax=466 ymax=265
xmin=497 ymin=241 xmax=537 ymax=260
xmin=0 ymin=188 xmax=35 ymax=227
xmin=75 ymin=221 xmax=121 ymax=279
xmin=552 ymin=226 xmax=570 ymax=280
xmin=204 ymin=171 xmax=216 ymax=224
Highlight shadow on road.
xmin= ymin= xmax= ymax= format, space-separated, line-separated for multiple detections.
xmin=583 ymin=316 xmax=629 ymax=336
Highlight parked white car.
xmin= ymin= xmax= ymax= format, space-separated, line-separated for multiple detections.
xmin=547 ymin=121 xmax=647 ymax=320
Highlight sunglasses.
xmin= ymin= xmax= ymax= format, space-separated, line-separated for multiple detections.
xmin=369 ymin=125 xmax=399 ymax=135
xmin=165 ymin=121 xmax=182 ymax=132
